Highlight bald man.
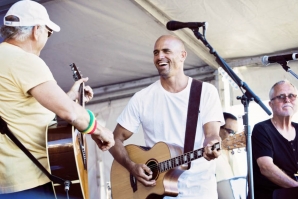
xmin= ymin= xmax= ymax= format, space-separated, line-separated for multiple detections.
xmin=109 ymin=35 xmax=224 ymax=199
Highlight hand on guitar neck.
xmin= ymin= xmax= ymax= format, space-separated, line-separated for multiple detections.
xmin=203 ymin=135 xmax=222 ymax=161
xmin=68 ymin=63 xmax=115 ymax=151
xmin=67 ymin=77 xmax=94 ymax=103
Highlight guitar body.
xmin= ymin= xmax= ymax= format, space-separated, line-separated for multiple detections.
xmin=110 ymin=133 xmax=245 ymax=199
xmin=46 ymin=123 xmax=89 ymax=199
xmin=110 ymin=142 xmax=187 ymax=199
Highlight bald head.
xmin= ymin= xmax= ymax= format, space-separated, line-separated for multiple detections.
xmin=153 ymin=35 xmax=187 ymax=79
xmin=155 ymin=35 xmax=185 ymax=51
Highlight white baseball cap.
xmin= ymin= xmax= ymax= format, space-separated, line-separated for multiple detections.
xmin=4 ymin=0 xmax=60 ymax=32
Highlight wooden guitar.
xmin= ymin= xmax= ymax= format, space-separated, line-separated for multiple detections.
xmin=110 ymin=132 xmax=246 ymax=199
xmin=46 ymin=63 xmax=89 ymax=199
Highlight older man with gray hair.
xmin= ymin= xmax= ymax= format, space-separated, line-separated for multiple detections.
xmin=252 ymin=80 xmax=298 ymax=199
xmin=0 ymin=0 xmax=114 ymax=198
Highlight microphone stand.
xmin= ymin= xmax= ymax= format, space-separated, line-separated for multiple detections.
xmin=277 ymin=61 xmax=298 ymax=79
xmin=190 ymin=26 xmax=272 ymax=199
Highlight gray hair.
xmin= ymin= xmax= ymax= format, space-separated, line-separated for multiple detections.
xmin=269 ymin=80 xmax=297 ymax=100
xmin=0 ymin=25 xmax=33 ymax=42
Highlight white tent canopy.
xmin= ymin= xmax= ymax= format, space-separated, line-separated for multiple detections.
xmin=1 ymin=0 xmax=298 ymax=101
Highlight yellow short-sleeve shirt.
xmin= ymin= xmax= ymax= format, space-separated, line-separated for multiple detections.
xmin=0 ymin=42 xmax=56 ymax=193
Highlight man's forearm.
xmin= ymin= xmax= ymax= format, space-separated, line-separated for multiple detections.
xmin=203 ymin=121 xmax=221 ymax=147
xmin=109 ymin=140 xmax=134 ymax=171
xmin=261 ymin=164 xmax=298 ymax=188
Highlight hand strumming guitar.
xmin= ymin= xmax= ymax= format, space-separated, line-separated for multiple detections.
xmin=128 ymin=162 xmax=156 ymax=187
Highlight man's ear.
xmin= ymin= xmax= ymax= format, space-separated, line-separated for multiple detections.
xmin=32 ymin=25 xmax=41 ymax=40
xmin=268 ymin=101 xmax=273 ymax=109
xmin=181 ymin=50 xmax=187 ymax=62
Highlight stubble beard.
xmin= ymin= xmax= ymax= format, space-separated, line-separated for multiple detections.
xmin=158 ymin=69 xmax=170 ymax=79
xmin=157 ymin=65 xmax=171 ymax=79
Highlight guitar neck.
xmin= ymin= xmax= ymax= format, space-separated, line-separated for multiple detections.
xmin=78 ymin=82 xmax=85 ymax=107
xmin=70 ymin=63 xmax=85 ymax=108
xmin=158 ymin=142 xmax=220 ymax=173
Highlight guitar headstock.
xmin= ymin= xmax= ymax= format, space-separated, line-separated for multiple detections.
xmin=70 ymin=63 xmax=82 ymax=81
xmin=221 ymin=132 xmax=246 ymax=150
xmin=70 ymin=63 xmax=84 ymax=107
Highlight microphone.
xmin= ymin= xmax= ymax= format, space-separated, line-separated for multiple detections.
xmin=166 ymin=20 xmax=207 ymax=31
xmin=262 ymin=53 xmax=298 ymax=66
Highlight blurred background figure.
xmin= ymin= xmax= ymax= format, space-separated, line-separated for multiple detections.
xmin=217 ymin=112 xmax=247 ymax=199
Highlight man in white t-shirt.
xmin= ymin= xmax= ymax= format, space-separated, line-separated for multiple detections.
xmin=109 ymin=35 xmax=224 ymax=199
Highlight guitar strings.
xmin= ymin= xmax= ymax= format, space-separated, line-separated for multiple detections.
xmin=144 ymin=150 xmax=204 ymax=171
xmin=142 ymin=142 xmax=225 ymax=171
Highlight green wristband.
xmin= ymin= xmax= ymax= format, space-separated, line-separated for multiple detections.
xmin=81 ymin=109 xmax=95 ymax=133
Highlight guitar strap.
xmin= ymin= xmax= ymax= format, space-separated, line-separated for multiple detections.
xmin=184 ymin=79 xmax=202 ymax=170
xmin=0 ymin=116 xmax=70 ymax=187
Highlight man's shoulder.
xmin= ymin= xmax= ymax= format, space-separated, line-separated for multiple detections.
xmin=252 ymin=119 xmax=272 ymax=136
xmin=254 ymin=119 xmax=271 ymax=127
xmin=135 ymin=80 xmax=160 ymax=96
xmin=201 ymin=81 xmax=215 ymax=88
xmin=2 ymin=42 xmax=45 ymax=64
xmin=199 ymin=81 xmax=218 ymax=96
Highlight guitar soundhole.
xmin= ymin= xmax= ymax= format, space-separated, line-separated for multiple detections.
xmin=146 ymin=160 xmax=159 ymax=180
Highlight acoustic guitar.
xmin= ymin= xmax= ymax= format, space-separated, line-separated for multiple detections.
xmin=46 ymin=63 xmax=89 ymax=199
xmin=110 ymin=132 xmax=246 ymax=199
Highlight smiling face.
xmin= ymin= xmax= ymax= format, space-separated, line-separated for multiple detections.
xmin=153 ymin=35 xmax=187 ymax=79
xmin=269 ymin=81 xmax=298 ymax=117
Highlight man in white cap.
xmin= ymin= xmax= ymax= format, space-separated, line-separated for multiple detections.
xmin=0 ymin=0 xmax=114 ymax=198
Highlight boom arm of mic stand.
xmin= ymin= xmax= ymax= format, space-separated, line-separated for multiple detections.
xmin=192 ymin=30 xmax=271 ymax=115
xmin=278 ymin=61 xmax=298 ymax=80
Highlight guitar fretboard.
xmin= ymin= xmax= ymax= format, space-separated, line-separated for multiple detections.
xmin=158 ymin=142 xmax=220 ymax=172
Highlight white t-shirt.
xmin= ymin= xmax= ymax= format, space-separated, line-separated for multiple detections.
xmin=117 ymin=77 xmax=224 ymax=199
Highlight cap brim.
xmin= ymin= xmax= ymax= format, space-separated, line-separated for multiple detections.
xmin=47 ymin=20 xmax=60 ymax=32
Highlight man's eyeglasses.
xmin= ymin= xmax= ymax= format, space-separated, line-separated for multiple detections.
xmin=45 ymin=26 xmax=53 ymax=38
xmin=270 ymin=93 xmax=297 ymax=102
xmin=221 ymin=127 xmax=236 ymax=135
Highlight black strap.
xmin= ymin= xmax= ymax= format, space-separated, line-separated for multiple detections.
xmin=0 ymin=116 xmax=69 ymax=186
xmin=183 ymin=79 xmax=202 ymax=169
